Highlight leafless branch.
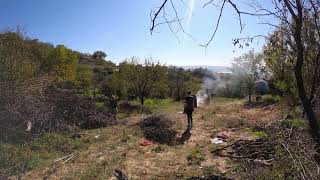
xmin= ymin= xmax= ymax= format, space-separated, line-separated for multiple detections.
xmin=200 ymin=0 xmax=226 ymax=49
xmin=150 ymin=0 xmax=168 ymax=34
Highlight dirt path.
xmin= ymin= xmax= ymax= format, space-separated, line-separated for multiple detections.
xmin=20 ymin=98 xmax=280 ymax=180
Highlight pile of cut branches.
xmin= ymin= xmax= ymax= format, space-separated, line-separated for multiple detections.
xmin=213 ymin=116 xmax=320 ymax=179
xmin=139 ymin=113 xmax=177 ymax=144
xmin=0 ymin=76 xmax=115 ymax=143
xmin=33 ymin=88 xmax=116 ymax=133
xmin=213 ymin=138 xmax=276 ymax=166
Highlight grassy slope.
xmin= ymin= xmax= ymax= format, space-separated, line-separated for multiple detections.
xmin=7 ymin=98 xmax=282 ymax=179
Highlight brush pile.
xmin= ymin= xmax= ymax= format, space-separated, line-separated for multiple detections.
xmin=213 ymin=138 xmax=276 ymax=166
xmin=213 ymin=116 xmax=320 ymax=179
xmin=0 ymin=76 xmax=115 ymax=143
xmin=34 ymin=88 xmax=116 ymax=132
xmin=139 ymin=113 xmax=177 ymax=144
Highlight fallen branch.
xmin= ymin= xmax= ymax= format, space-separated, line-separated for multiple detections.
xmin=54 ymin=153 xmax=75 ymax=163
xmin=62 ymin=154 xmax=76 ymax=165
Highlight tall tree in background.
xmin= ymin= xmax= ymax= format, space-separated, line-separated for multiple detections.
xmin=167 ymin=67 xmax=201 ymax=100
xmin=263 ymin=25 xmax=296 ymax=98
xmin=92 ymin=51 xmax=107 ymax=59
xmin=232 ymin=50 xmax=265 ymax=102
xmin=119 ymin=57 xmax=168 ymax=105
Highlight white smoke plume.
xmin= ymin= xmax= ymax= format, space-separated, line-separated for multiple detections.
xmin=196 ymin=72 xmax=233 ymax=106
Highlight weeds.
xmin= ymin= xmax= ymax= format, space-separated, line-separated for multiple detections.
xmin=262 ymin=95 xmax=281 ymax=104
xmin=187 ymin=147 xmax=205 ymax=166
xmin=0 ymin=133 xmax=86 ymax=176
xmin=284 ymin=118 xmax=305 ymax=128
xmin=151 ymin=145 xmax=165 ymax=153
xmin=202 ymin=165 xmax=220 ymax=177
xmin=245 ymin=128 xmax=268 ymax=138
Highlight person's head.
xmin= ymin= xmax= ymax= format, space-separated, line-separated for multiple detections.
xmin=111 ymin=95 xmax=116 ymax=100
xmin=187 ymin=90 xmax=191 ymax=95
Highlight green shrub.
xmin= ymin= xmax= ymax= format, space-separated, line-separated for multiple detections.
xmin=245 ymin=128 xmax=268 ymax=138
xmin=284 ymin=118 xmax=305 ymax=128
xmin=254 ymin=131 xmax=268 ymax=138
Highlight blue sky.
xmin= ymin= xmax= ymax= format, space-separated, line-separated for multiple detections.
xmin=0 ymin=0 xmax=275 ymax=66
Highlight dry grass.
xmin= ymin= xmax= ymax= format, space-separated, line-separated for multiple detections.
xmin=11 ymin=97 xmax=287 ymax=179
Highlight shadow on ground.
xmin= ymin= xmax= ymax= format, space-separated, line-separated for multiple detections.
xmin=179 ymin=126 xmax=192 ymax=144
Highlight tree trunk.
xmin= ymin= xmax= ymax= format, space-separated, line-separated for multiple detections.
xmin=139 ymin=96 xmax=145 ymax=105
xmin=293 ymin=1 xmax=320 ymax=141
xmin=295 ymin=67 xmax=319 ymax=140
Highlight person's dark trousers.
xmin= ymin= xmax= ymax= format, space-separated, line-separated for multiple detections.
xmin=187 ymin=111 xmax=193 ymax=125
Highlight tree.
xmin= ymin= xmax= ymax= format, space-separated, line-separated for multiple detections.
xmin=101 ymin=70 xmax=128 ymax=99
xmin=0 ymin=31 xmax=37 ymax=82
xmin=47 ymin=45 xmax=79 ymax=85
xmin=232 ymin=50 xmax=265 ymax=102
xmin=119 ymin=57 xmax=168 ymax=105
xmin=0 ymin=31 xmax=79 ymax=86
xmin=167 ymin=66 xmax=201 ymax=100
xmin=263 ymin=25 xmax=295 ymax=97
xmin=151 ymin=0 xmax=320 ymax=141
xmin=92 ymin=51 xmax=107 ymax=59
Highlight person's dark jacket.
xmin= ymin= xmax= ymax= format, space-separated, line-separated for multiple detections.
xmin=184 ymin=96 xmax=194 ymax=113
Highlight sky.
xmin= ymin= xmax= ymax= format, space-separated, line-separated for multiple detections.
xmin=0 ymin=0 xmax=275 ymax=66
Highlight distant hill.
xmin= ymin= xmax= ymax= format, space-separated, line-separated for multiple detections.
xmin=79 ymin=55 xmax=104 ymax=68
xmin=179 ymin=65 xmax=232 ymax=73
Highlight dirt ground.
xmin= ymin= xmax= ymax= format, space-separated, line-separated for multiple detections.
xmin=17 ymin=98 xmax=281 ymax=180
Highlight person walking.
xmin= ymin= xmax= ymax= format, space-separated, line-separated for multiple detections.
xmin=184 ymin=90 xmax=194 ymax=127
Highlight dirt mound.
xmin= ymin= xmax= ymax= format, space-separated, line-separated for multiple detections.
xmin=139 ymin=113 xmax=177 ymax=144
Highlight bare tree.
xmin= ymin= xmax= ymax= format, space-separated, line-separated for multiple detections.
xmin=150 ymin=0 xmax=320 ymax=141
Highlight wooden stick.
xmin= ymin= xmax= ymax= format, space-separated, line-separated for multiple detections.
xmin=54 ymin=154 xmax=73 ymax=163
xmin=62 ymin=154 xmax=76 ymax=164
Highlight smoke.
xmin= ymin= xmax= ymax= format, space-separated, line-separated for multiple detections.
xmin=196 ymin=71 xmax=271 ymax=104
xmin=196 ymin=90 xmax=208 ymax=106
xmin=196 ymin=72 xmax=234 ymax=105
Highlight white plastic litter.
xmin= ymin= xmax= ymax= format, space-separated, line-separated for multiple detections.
xmin=210 ymin=138 xmax=224 ymax=144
